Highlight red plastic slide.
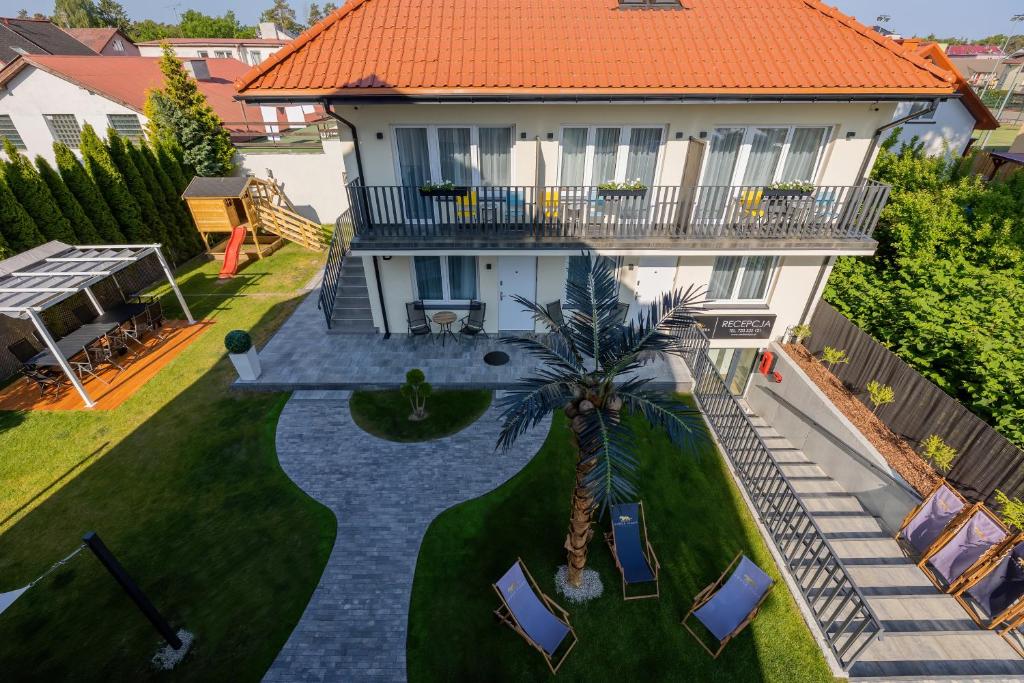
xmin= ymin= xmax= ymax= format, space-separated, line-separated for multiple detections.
xmin=218 ymin=224 xmax=248 ymax=279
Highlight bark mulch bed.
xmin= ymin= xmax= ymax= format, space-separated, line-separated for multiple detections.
xmin=781 ymin=343 xmax=939 ymax=496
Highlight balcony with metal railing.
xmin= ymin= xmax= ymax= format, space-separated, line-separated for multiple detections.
xmin=345 ymin=180 xmax=890 ymax=250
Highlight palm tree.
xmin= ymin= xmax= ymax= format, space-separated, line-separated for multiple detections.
xmin=497 ymin=255 xmax=708 ymax=588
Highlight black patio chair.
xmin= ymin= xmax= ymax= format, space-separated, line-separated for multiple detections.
xmin=7 ymin=337 xmax=40 ymax=366
xmin=72 ymin=304 xmax=97 ymax=326
xmin=145 ymin=299 xmax=168 ymax=341
xmin=613 ymin=302 xmax=629 ymax=325
xmin=545 ymin=300 xmax=568 ymax=333
xmin=406 ymin=301 xmax=433 ymax=340
xmin=458 ymin=302 xmax=487 ymax=342
xmin=21 ymin=365 xmax=67 ymax=398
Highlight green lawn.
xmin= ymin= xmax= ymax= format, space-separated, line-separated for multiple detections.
xmin=407 ymin=405 xmax=833 ymax=682
xmin=0 ymin=245 xmax=336 ymax=681
xmin=349 ymin=389 xmax=493 ymax=442
xmin=974 ymin=123 xmax=1022 ymax=150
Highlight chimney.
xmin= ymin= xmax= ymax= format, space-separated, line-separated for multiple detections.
xmin=183 ymin=59 xmax=211 ymax=81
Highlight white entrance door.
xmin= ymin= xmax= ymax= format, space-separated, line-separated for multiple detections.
xmin=498 ymin=256 xmax=537 ymax=331
xmin=632 ymin=256 xmax=678 ymax=320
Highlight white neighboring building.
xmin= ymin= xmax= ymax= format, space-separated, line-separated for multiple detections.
xmin=892 ymin=40 xmax=999 ymax=157
xmin=136 ymin=23 xmax=294 ymax=66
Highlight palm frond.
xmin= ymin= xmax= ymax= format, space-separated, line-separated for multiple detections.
xmin=563 ymin=254 xmax=621 ymax=364
xmin=573 ymin=407 xmax=640 ymax=513
xmin=497 ymin=376 xmax=576 ymax=452
xmin=617 ymin=389 xmax=705 ymax=455
xmin=501 ymin=329 xmax=583 ymax=374
xmin=509 ymin=295 xmax=583 ymax=364
xmin=609 ymin=284 xmax=705 ymax=363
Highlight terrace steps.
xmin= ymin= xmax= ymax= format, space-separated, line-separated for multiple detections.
xmin=329 ymin=257 xmax=376 ymax=334
xmin=744 ymin=416 xmax=1024 ymax=681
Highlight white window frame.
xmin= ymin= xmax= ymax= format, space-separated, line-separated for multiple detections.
xmin=248 ymin=50 xmax=263 ymax=65
xmin=107 ymin=113 xmax=144 ymax=140
xmin=44 ymin=114 xmax=81 ymax=148
xmin=0 ymin=114 xmax=26 ymax=149
xmin=906 ymin=101 xmax=936 ymax=123
xmin=412 ymin=255 xmax=479 ymax=304
xmin=390 ymin=124 xmax=517 ymax=186
xmin=213 ymin=50 xmax=232 ymax=59
xmin=700 ymin=125 xmax=833 ymax=187
xmin=706 ymin=255 xmax=780 ymax=304
xmin=197 ymin=50 xmax=210 ymax=58
xmin=556 ymin=125 xmax=668 ymax=185
xmin=112 ymin=38 xmax=124 ymax=52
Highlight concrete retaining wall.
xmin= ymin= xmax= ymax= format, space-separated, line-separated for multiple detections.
xmin=746 ymin=341 xmax=921 ymax=532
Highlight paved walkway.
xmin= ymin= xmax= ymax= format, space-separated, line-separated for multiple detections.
xmin=264 ymin=391 xmax=550 ymax=682
xmin=748 ymin=412 xmax=1024 ymax=682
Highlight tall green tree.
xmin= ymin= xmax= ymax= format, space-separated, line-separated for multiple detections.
xmin=126 ymin=140 xmax=188 ymax=259
xmin=143 ymin=45 xmax=235 ymax=177
xmin=54 ymin=141 xmax=124 ymax=242
xmin=79 ymin=123 xmax=151 ymax=243
xmin=0 ymin=175 xmax=45 ymax=252
xmin=140 ymin=144 xmax=202 ymax=255
xmin=322 ymin=2 xmax=338 ymax=13
xmin=105 ymin=130 xmax=170 ymax=251
xmin=179 ymin=10 xmax=255 ymax=39
xmin=35 ymin=156 xmax=103 ymax=244
xmin=128 ymin=19 xmax=179 ymax=42
xmin=2 ymin=140 xmax=77 ymax=243
xmin=94 ymin=0 xmax=130 ymax=32
xmin=52 ymin=0 xmax=97 ymax=28
xmin=307 ymin=2 xmax=323 ymax=26
xmin=154 ymin=140 xmax=190 ymax=195
xmin=260 ymin=0 xmax=303 ymax=34
xmin=497 ymin=255 xmax=707 ymax=586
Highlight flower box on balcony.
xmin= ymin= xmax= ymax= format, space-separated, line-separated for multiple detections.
xmin=597 ymin=188 xmax=647 ymax=199
xmin=762 ymin=187 xmax=814 ymax=198
xmin=419 ymin=186 xmax=470 ymax=198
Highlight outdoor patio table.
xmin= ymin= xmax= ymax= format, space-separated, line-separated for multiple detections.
xmin=432 ymin=310 xmax=459 ymax=346
xmin=94 ymin=302 xmax=148 ymax=325
xmin=27 ymin=321 xmax=120 ymax=382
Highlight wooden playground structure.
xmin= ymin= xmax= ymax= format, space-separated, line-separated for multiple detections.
xmin=182 ymin=176 xmax=324 ymax=268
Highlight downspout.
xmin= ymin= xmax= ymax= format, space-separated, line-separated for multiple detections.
xmin=323 ymin=101 xmax=390 ymax=338
xmin=856 ymin=98 xmax=941 ymax=181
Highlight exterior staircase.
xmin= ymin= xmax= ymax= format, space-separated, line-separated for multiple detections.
xmin=329 ymin=257 xmax=376 ymax=333
xmin=743 ymin=409 xmax=1024 ymax=681
xmin=246 ymin=177 xmax=326 ymax=251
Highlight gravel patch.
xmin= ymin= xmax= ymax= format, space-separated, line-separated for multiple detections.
xmin=782 ymin=343 xmax=939 ymax=495
xmin=554 ymin=565 xmax=604 ymax=604
xmin=151 ymin=630 xmax=194 ymax=671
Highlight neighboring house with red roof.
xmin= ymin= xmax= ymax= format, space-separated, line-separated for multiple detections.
xmin=892 ymin=40 xmax=999 ymax=157
xmin=232 ymin=0 xmax=960 ymax=351
xmin=946 ymin=44 xmax=1005 ymax=58
xmin=0 ymin=55 xmax=260 ymax=164
xmin=136 ymin=24 xmax=294 ymax=67
xmin=64 ymin=27 xmax=139 ymax=56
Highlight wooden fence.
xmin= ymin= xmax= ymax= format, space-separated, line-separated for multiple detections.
xmin=807 ymin=302 xmax=1024 ymax=503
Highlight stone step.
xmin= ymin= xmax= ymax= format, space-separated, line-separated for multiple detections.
xmin=848 ymin=631 xmax=1024 ymax=679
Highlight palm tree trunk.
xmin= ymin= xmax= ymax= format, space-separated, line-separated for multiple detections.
xmin=564 ymin=398 xmax=602 ymax=588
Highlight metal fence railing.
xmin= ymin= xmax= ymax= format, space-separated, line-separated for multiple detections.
xmin=317 ymin=210 xmax=352 ymax=329
xmin=677 ymin=325 xmax=883 ymax=670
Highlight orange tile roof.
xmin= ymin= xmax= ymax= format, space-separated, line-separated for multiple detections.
xmin=235 ymin=0 xmax=956 ymax=98
xmin=0 ymin=55 xmax=260 ymax=131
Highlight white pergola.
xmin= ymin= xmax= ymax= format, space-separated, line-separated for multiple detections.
xmin=0 ymin=242 xmax=194 ymax=408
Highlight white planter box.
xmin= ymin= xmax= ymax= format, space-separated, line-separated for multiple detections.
xmin=229 ymin=347 xmax=261 ymax=381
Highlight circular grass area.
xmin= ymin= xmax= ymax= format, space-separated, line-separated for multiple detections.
xmin=349 ymin=388 xmax=493 ymax=442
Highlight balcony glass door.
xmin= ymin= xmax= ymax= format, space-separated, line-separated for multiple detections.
xmin=558 ymin=126 xmax=664 ymax=186
xmin=395 ymin=127 xmax=432 ymax=220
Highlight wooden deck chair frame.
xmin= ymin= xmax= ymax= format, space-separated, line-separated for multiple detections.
xmin=603 ymin=501 xmax=661 ymax=600
xmin=917 ymin=503 xmax=1012 ymax=593
xmin=998 ymin=606 xmax=1024 ymax=659
xmin=952 ymin=533 xmax=1024 ymax=628
xmin=895 ymin=479 xmax=971 ymax=548
xmin=492 ymin=557 xmax=579 ymax=675
xmin=681 ymin=552 xmax=775 ymax=659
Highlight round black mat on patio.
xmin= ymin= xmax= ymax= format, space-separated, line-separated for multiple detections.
xmin=483 ymin=351 xmax=510 ymax=366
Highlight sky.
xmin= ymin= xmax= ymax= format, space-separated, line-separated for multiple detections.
xmin=7 ymin=0 xmax=1024 ymax=41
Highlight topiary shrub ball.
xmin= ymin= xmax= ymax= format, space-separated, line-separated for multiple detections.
xmin=224 ymin=330 xmax=253 ymax=354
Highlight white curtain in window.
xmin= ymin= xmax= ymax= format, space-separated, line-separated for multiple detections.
xmin=592 ymin=128 xmax=620 ymax=184
xmin=479 ymin=127 xmax=512 ymax=186
xmin=624 ymin=127 xmax=662 ymax=186
xmin=699 ymin=128 xmax=744 ymax=219
xmin=737 ymin=256 xmax=775 ymax=299
xmin=708 ymin=256 xmax=740 ymax=299
xmin=559 ymin=128 xmax=588 ymax=185
xmin=780 ymin=127 xmax=827 ymax=183
xmin=396 ymin=127 xmax=432 ymax=219
xmin=447 ymin=256 xmax=477 ymax=300
xmin=741 ymin=128 xmax=787 ymax=186
xmin=438 ymin=127 xmax=473 ymax=184
xmin=414 ymin=256 xmax=444 ymax=300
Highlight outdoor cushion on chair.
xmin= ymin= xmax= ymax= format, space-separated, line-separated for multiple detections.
xmin=922 ymin=508 xmax=1009 ymax=591
xmin=493 ymin=559 xmax=577 ymax=674
xmin=898 ymin=482 xmax=967 ymax=557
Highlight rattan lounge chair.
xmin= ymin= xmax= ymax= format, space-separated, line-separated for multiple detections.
xmin=493 ymin=558 xmax=578 ymax=675
xmin=682 ymin=553 xmax=775 ymax=658
xmin=406 ymin=301 xmax=432 ymax=340
xmin=954 ymin=537 xmax=1024 ymax=629
xmin=604 ymin=502 xmax=660 ymax=600
xmin=895 ymin=480 xmax=970 ymax=559
xmin=917 ymin=504 xmax=1012 ymax=593
xmin=458 ymin=301 xmax=487 ymax=342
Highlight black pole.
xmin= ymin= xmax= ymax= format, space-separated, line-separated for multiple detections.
xmin=82 ymin=532 xmax=182 ymax=649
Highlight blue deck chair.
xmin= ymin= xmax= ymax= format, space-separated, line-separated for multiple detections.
xmin=682 ymin=553 xmax=775 ymax=658
xmin=605 ymin=502 xmax=660 ymax=600
xmin=493 ymin=558 xmax=578 ymax=674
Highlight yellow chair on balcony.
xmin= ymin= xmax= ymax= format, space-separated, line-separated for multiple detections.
xmin=455 ymin=190 xmax=478 ymax=219
xmin=738 ymin=189 xmax=765 ymax=217
xmin=543 ymin=189 xmax=560 ymax=219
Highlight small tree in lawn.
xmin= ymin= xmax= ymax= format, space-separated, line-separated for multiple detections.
xmin=790 ymin=324 xmax=812 ymax=345
xmin=821 ymin=346 xmax=849 ymax=371
xmin=866 ymin=380 xmax=895 ymax=414
xmin=0 ymin=174 xmax=45 ymax=252
xmin=498 ymin=255 xmax=707 ymax=588
xmin=1 ymin=140 xmax=77 ymax=243
xmin=920 ymin=434 xmax=957 ymax=474
xmin=144 ymin=45 xmax=236 ymax=177
xmin=35 ymin=156 xmax=103 ymax=243
xmin=79 ymin=123 xmax=152 ymax=243
xmin=54 ymin=141 xmax=125 ymax=242
xmin=400 ymin=369 xmax=432 ymax=421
